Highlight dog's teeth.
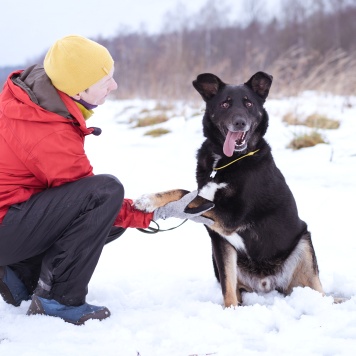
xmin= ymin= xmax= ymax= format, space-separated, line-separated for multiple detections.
xmin=235 ymin=131 xmax=247 ymax=146
xmin=236 ymin=134 xmax=246 ymax=147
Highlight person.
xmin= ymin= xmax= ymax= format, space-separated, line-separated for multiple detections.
xmin=0 ymin=35 xmax=212 ymax=325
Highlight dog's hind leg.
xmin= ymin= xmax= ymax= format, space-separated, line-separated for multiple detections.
xmin=286 ymin=236 xmax=324 ymax=295
xmin=286 ymin=237 xmax=348 ymax=304
xmin=211 ymin=232 xmax=242 ymax=307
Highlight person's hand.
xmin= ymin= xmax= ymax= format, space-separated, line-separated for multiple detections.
xmin=153 ymin=191 xmax=214 ymax=226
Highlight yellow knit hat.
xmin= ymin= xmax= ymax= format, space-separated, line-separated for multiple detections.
xmin=44 ymin=35 xmax=114 ymax=96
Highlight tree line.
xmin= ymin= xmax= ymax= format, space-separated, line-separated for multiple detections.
xmin=104 ymin=0 xmax=356 ymax=99
xmin=1 ymin=0 xmax=356 ymax=99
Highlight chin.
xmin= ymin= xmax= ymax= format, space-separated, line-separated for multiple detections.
xmin=97 ymin=97 xmax=107 ymax=105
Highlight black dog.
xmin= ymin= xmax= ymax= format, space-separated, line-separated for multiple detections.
xmin=135 ymin=72 xmax=326 ymax=307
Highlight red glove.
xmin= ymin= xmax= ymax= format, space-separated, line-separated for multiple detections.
xmin=114 ymin=199 xmax=153 ymax=228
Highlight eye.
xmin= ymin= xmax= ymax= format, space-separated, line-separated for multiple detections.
xmin=220 ymin=96 xmax=232 ymax=109
xmin=245 ymin=101 xmax=253 ymax=108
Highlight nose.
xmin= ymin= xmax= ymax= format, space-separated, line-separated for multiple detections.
xmin=232 ymin=117 xmax=247 ymax=130
xmin=109 ymin=78 xmax=118 ymax=91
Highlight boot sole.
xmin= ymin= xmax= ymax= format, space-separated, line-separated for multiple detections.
xmin=27 ymin=295 xmax=111 ymax=325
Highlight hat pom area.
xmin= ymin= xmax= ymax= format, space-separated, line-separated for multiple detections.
xmin=44 ymin=35 xmax=114 ymax=96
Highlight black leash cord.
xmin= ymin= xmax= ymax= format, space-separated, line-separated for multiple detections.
xmin=136 ymin=219 xmax=188 ymax=234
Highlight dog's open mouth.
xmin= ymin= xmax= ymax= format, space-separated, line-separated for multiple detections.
xmin=223 ymin=130 xmax=248 ymax=157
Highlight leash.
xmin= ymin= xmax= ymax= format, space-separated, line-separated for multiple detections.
xmin=210 ymin=149 xmax=260 ymax=178
xmin=136 ymin=219 xmax=188 ymax=234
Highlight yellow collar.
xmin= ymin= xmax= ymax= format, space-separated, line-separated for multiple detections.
xmin=210 ymin=149 xmax=260 ymax=178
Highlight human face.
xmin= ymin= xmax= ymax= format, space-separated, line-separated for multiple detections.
xmin=78 ymin=67 xmax=117 ymax=105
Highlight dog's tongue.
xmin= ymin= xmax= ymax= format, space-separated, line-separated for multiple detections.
xmin=223 ymin=131 xmax=240 ymax=157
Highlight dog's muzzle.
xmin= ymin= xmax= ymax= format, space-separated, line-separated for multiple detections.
xmin=223 ymin=130 xmax=248 ymax=156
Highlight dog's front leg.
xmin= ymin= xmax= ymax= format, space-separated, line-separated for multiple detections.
xmin=211 ymin=232 xmax=241 ymax=307
xmin=134 ymin=189 xmax=190 ymax=212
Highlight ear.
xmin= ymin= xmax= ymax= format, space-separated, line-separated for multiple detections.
xmin=192 ymin=73 xmax=226 ymax=101
xmin=245 ymin=72 xmax=273 ymax=100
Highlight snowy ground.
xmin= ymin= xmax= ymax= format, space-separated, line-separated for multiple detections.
xmin=1 ymin=93 xmax=356 ymax=356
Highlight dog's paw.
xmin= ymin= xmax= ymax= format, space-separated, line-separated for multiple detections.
xmin=133 ymin=194 xmax=157 ymax=212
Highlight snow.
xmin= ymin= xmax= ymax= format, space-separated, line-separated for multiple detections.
xmin=1 ymin=93 xmax=356 ymax=356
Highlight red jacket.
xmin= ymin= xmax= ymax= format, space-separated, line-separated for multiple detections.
xmin=0 ymin=66 xmax=153 ymax=228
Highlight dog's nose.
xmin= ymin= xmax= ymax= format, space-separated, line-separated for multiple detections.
xmin=232 ymin=117 xmax=247 ymax=130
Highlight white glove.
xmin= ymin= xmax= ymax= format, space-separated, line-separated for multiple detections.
xmin=153 ymin=191 xmax=214 ymax=226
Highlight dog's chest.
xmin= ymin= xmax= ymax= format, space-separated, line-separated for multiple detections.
xmin=201 ymin=151 xmax=243 ymax=186
xmin=198 ymin=181 xmax=227 ymax=201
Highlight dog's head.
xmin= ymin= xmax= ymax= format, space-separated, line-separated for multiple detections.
xmin=193 ymin=72 xmax=273 ymax=157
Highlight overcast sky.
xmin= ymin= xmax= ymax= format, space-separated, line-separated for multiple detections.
xmin=1 ymin=0 xmax=279 ymax=67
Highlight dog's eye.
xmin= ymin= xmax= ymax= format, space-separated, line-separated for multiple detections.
xmin=245 ymin=101 xmax=253 ymax=108
xmin=220 ymin=97 xmax=232 ymax=109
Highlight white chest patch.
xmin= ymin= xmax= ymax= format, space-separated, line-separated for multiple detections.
xmin=198 ymin=182 xmax=227 ymax=201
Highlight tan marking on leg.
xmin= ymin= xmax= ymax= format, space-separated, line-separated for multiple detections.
xmin=134 ymin=189 xmax=189 ymax=212
xmin=222 ymin=243 xmax=240 ymax=308
xmin=287 ymin=240 xmax=324 ymax=295
xmin=153 ymin=189 xmax=189 ymax=207
xmin=289 ymin=252 xmax=345 ymax=304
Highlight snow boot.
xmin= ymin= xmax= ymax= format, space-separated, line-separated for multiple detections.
xmin=27 ymin=295 xmax=111 ymax=325
xmin=0 ymin=266 xmax=30 ymax=306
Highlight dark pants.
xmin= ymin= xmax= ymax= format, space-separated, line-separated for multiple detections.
xmin=0 ymin=174 xmax=126 ymax=306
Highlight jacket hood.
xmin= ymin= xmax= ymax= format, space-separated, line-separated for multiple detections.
xmin=0 ymin=65 xmax=94 ymax=135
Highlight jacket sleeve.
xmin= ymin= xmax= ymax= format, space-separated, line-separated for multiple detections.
xmin=114 ymin=198 xmax=154 ymax=228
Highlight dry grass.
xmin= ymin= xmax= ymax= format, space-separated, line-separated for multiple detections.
xmin=111 ymin=44 xmax=356 ymax=100
xmin=282 ymin=112 xmax=303 ymax=126
xmin=153 ymin=102 xmax=174 ymax=111
xmin=269 ymin=47 xmax=356 ymax=96
xmin=304 ymin=113 xmax=340 ymax=129
xmin=282 ymin=112 xmax=340 ymax=129
xmin=288 ymin=131 xmax=327 ymax=150
xmin=144 ymin=128 xmax=171 ymax=137
xmin=134 ymin=114 xmax=169 ymax=127
xmin=138 ymin=103 xmax=174 ymax=113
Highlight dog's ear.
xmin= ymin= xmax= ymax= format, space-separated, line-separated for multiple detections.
xmin=193 ymin=73 xmax=225 ymax=101
xmin=245 ymin=72 xmax=273 ymax=100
